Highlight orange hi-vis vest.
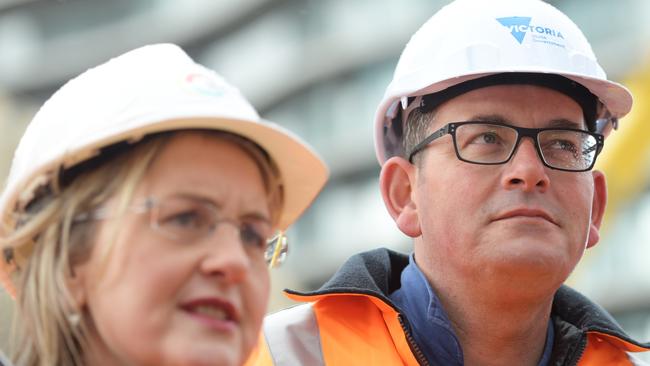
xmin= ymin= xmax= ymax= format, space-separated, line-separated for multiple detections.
xmin=246 ymin=249 xmax=650 ymax=366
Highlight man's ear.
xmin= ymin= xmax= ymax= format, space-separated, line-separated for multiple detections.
xmin=379 ymin=157 xmax=421 ymax=237
xmin=586 ymin=170 xmax=607 ymax=249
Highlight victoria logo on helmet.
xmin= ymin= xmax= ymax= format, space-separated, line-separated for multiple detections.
xmin=496 ymin=16 xmax=565 ymax=48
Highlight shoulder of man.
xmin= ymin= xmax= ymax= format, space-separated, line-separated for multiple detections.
xmin=245 ymin=248 xmax=412 ymax=366
xmin=294 ymin=247 xmax=408 ymax=296
xmin=245 ymin=303 xmax=323 ymax=366
xmin=552 ymin=285 xmax=650 ymax=363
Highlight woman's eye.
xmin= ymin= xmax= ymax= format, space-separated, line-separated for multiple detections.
xmin=162 ymin=210 xmax=203 ymax=228
xmin=240 ymin=224 xmax=265 ymax=249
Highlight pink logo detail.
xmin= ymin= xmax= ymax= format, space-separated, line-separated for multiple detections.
xmin=185 ymin=73 xmax=226 ymax=97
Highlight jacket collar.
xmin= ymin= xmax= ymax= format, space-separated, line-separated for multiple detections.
xmin=287 ymin=247 xmax=405 ymax=307
xmin=287 ymin=247 xmax=649 ymax=353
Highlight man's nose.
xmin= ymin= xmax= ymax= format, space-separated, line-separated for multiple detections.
xmin=500 ymin=137 xmax=550 ymax=192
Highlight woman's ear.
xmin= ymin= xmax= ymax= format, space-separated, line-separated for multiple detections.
xmin=379 ymin=157 xmax=421 ymax=237
xmin=586 ymin=170 xmax=607 ymax=249
xmin=67 ymin=263 xmax=88 ymax=308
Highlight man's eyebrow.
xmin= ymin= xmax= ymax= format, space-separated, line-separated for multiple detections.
xmin=470 ymin=114 xmax=510 ymax=124
xmin=546 ymin=118 xmax=584 ymax=130
xmin=469 ymin=115 xmax=584 ymax=129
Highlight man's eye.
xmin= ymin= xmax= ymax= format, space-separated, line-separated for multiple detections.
xmin=469 ymin=132 xmax=501 ymax=145
xmin=550 ymin=140 xmax=578 ymax=152
xmin=480 ymin=133 xmax=498 ymax=144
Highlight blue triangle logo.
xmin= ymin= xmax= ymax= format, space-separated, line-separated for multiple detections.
xmin=496 ymin=16 xmax=532 ymax=44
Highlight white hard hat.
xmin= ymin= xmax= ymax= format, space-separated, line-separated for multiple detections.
xmin=0 ymin=43 xmax=327 ymax=249
xmin=374 ymin=0 xmax=633 ymax=164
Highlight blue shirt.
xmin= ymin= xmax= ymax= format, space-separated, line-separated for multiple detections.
xmin=389 ymin=254 xmax=554 ymax=365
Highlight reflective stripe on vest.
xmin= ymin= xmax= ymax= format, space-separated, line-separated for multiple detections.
xmin=263 ymin=303 xmax=325 ymax=366
xmin=628 ymin=353 xmax=649 ymax=366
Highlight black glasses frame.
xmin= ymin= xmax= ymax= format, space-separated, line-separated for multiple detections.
xmin=408 ymin=121 xmax=605 ymax=172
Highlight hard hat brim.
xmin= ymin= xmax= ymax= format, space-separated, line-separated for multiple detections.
xmin=374 ymin=69 xmax=633 ymax=164
xmin=0 ymin=116 xmax=328 ymax=297
xmin=2 ymin=115 xmax=328 ymax=231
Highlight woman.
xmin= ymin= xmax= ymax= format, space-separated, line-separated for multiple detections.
xmin=0 ymin=44 xmax=328 ymax=366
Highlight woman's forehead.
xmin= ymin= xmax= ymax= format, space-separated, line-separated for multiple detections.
xmin=139 ymin=134 xmax=270 ymax=209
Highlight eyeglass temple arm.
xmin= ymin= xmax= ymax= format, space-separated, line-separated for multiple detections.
xmin=582 ymin=144 xmax=598 ymax=155
xmin=408 ymin=125 xmax=451 ymax=163
xmin=582 ymin=136 xmax=604 ymax=155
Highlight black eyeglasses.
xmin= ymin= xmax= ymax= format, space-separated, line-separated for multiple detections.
xmin=408 ymin=121 xmax=604 ymax=172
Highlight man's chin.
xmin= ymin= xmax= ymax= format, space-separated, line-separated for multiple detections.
xmin=481 ymin=248 xmax=573 ymax=284
xmin=468 ymin=253 xmax=570 ymax=301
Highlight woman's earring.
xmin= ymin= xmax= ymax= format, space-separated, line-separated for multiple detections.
xmin=266 ymin=231 xmax=288 ymax=269
xmin=68 ymin=311 xmax=81 ymax=328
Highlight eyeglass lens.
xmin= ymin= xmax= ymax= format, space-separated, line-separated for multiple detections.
xmin=454 ymin=123 xmax=599 ymax=170
xmin=151 ymin=196 xmax=274 ymax=251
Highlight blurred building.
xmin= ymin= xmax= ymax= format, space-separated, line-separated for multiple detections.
xmin=0 ymin=0 xmax=649 ymax=358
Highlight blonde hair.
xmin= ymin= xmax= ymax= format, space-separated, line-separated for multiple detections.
xmin=3 ymin=130 xmax=283 ymax=366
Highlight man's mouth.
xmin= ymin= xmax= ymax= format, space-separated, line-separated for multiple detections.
xmin=493 ymin=208 xmax=558 ymax=226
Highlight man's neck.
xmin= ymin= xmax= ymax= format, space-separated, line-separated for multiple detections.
xmin=425 ymin=270 xmax=555 ymax=366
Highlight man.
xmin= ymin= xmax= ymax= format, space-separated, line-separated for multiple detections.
xmin=246 ymin=0 xmax=650 ymax=365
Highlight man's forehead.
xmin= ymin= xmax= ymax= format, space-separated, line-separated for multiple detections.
xmin=429 ymin=84 xmax=586 ymax=129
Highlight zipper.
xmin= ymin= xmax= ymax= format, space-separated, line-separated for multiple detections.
xmin=564 ymin=333 xmax=587 ymax=366
xmin=573 ymin=340 xmax=587 ymax=366
xmin=399 ymin=314 xmax=430 ymax=366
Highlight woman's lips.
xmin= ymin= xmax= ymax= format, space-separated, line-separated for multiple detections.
xmin=180 ymin=297 xmax=240 ymax=332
